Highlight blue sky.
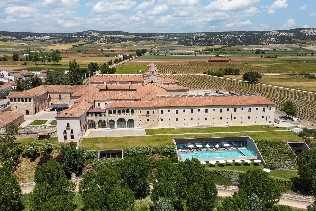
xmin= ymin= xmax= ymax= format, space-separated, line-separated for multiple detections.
xmin=0 ymin=0 xmax=315 ymax=33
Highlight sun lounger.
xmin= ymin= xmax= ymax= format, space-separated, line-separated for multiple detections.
xmin=226 ymin=160 xmax=233 ymax=165
xmin=218 ymin=160 xmax=226 ymax=165
xmin=254 ymin=160 xmax=262 ymax=165
xmin=200 ymin=160 xmax=206 ymax=165
xmin=209 ymin=161 xmax=216 ymax=166
xmin=244 ymin=160 xmax=251 ymax=165
xmin=234 ymin=160 xmax=242 ymax=165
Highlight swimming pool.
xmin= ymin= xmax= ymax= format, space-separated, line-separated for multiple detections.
xmin=178 ymin=148 xmax=257 ymax=161
xmin=175 ymin=137 xmax=260 ymax=162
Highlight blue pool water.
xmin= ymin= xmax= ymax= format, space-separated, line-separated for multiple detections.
xmin=178 ymin=148 xmax=257 ymax=161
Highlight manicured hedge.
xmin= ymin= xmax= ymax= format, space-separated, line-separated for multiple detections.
xmin=255 ymin=139 xmax=296 ymax=170
xmin=124 ymin=144 xmax=177 ymax=159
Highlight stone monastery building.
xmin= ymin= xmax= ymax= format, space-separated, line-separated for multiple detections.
xmin=8 ymin=64 xmax=275 ymax=142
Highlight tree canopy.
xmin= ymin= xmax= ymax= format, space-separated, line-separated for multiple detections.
xmin=0 ymin=135 xmax=22 ymax=170
xmin=119 ymin=155 xmax=150 ymax=199
xmin=79 ymin=161 xmax=135 ymax=210
xmin=0 ymin=167 xmax=24 ymax=211
xmin=218 ymin=169 xmax=281 ymax=211
xmin=152 ymin=159 xmax=217 ymax=211
xmin=243 ymin=71 xmax=262 ymax=84
xmin=281 ymin=101 xmax=297 ymax=117
xmin=297 ymin=149 xmax=316 ymax=195
xmin=30 ymin=160 xmax=76 ymax=211
xmin=59 ymin=143 xmax=86 ymax=177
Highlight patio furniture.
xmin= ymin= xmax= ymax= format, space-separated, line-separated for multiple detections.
xmin=234 ymin=160 xmax=242 ymax=165
xmin=226 ymin=160 xmax=233 ymax=165
xmin=254 ymin=160 xmax=262 ymax=165
xmin=244 ymin=160 xmax=251 ymax=165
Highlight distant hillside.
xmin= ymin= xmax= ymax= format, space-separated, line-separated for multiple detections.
xmin=0 ymin=28 xmax=316 ymax=46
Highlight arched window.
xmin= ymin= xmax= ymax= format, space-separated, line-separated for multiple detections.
xmin=109 ymin=120 xmax=115 ymax=129
xmin=25 ymin=110 xmax=30 ymax=115
xmin=117 ymin=118 xmax=126 ymax=128
xmin=88 ymin=120 xmax=96 ymax=129
xmin=127 ymin=119 xmax=134 ymax=128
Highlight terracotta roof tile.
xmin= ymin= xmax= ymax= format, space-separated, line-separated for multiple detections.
xmin=0 ymin=110 xmax=23 ymax=128
xmin=57 ymin=100 xmax=92 ymax=118
xmin=108 ymin=96 xmax=274 ymax=109
xmin=89 ymin=74 xmax=144 ymax=84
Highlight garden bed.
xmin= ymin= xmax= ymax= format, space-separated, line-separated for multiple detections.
xmin=30 ymin=120 xmax=48 ymax=126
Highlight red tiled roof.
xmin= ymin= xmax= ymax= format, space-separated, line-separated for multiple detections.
xmin=57 ymin=100 xmax=92 ymax=118
xmin=108 ymin=96 xmax=274 ymax=109
xmin=89 ymin=74 xmax=144 ymax=84
xmin=8 ymin=86 xmax=47 ymax=97
xmin=0 ymin=110 xmax=23 ymax=128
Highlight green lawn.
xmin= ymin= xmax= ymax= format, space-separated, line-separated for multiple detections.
xmin=30 ymin=120 xmax=48 ymax=126
xmin=16 ymin=137 xmax=58 ymax=145
xmin=80 ymin=128 xmax=302 ymax=151
xmin=116 ymin=63 xmax=148 ymax=74
xmin=146 ymin=126 xmax=302 ymax=142
xmin=80 ymin=135 xmax=173 ymax=150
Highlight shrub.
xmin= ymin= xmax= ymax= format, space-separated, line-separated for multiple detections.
xmin=243 ymin=71 xmax=262 ymax=84
xmin=255 ymin=139 xmax=296 ymax=169
xmin=124 ymin=145 xmax=176 ymax=159
xmin=297 ymin=149 xmax=316 ymax=195
xmin=0 ymin=135 xmax=22 ymax=170
xmin=30 ymin=160 xmax=76 ymax=211
xmin=0 ymin=167 xmax=24 ymax=211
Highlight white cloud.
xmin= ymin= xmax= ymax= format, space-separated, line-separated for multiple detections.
xmin=5 ymin=5 xmax=36 ymax=17
xmin=267 ymin=0 xmax=288 ymax=14
xmin=57 ymin=18 xmax=81 ymax=28
xmin=207 ymin=0 xmax=260 ymax=11
xmin=148 ymin=4 xmax=168 ymax=15
xmin=93 ymin=0 xmax=136 ymax=13
xmin=43 ymin=0 xmax=79 ymax=7
xmin=225 ymin=19 xmax=252 ymax=28
xmin=285 ymin=18 xmax=296 ymax=28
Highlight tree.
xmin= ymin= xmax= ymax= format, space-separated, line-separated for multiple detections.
xmin=31 ymin=75 xmax=42 ymax=88
xmin=243 ymin=71 xmax=262 ymax=84
xmin=46 ymin=70 xmax=68 ymax=85
xmin=0 ymin=135 xmax=22 ymax=170
xmin=100 ymin=63 xmax=116 ymax=74
xmin=12 ymin=53 xmax=19 ymax=61
xmin=59 ymin=143 xmax=85 ymax=177
xmin=297 ymin=149 xmax=316 ymax=195
xmin=0 ymin=167 xmax=23 ymax=211
xmin=119 ymin=155 xmax=150 ymax=199
xmin=152 ymin=159 xmax=217 ymax=211
xmin=107 ymin=186 xmax=135 ymax=211
xmin=136 ymin=49 xmax=147 ymax=57
xmin=178 ymin=159 xmax=217 ymax=211
xmin=67 ymin=60 xmax=82 ymax=85
xmin=281 ymin=101 xmax=297 ymax=117
xmin=51 ymin=50 xmax=62 ymax=63
xmin=153 ymin=198 xmax=175 ymax=211
xmin=30 ymin=160 xmax=76 ymax=211
xmin=80 ymin=162 xmax=135 ymax=210
xmin=5 ymin=124 xmax=18 ymax=135
xmin=87 ymin=62 xmax=99 ymax=76
xmin=238 ymin=169 xmax=281 ymax=209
